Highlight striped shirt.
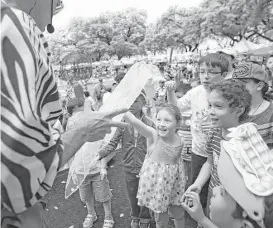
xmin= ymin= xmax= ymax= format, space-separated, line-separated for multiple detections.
xmin=1 ymin=5 xmax=63 ymax=213
xmin=206 ymin=104 xmax=273 ymax=209
xmin=206 ymin=129 xmax=222 ymax=192
xmin=244 ymin=102 xmax=273 ymax=150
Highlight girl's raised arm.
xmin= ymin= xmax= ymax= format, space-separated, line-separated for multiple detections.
xmin=123 ymin=112 xmax=156 ymax=141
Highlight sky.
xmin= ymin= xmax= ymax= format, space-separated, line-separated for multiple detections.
xmin=53 ymin=0 xmax=203 ymax=29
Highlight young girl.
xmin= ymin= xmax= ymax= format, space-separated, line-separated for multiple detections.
xmin=123 ymin=104 xmax=186 ymax=228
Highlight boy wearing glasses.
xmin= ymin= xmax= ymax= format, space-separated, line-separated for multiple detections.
xmin=165 ymin=53 xmax=229 ymax=211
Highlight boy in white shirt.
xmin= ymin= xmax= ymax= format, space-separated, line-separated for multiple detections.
xmin=165 ymin=53 xmax=229 ymax=210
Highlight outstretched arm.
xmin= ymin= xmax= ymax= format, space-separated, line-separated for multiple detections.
xmin=123 ymin=112 xmax=156 ymax=141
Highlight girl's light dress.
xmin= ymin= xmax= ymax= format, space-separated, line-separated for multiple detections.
xmin=137 ymin=139 xmax=186 ymax=213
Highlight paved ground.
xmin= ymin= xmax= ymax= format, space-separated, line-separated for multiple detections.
xmin=43 ymin=150 xmax=197 ymax=228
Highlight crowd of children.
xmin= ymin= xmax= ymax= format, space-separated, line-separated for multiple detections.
xmin=61 ymin=53 xmax=273 ymax=228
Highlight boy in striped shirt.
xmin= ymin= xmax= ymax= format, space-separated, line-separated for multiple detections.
xmin=185 ymin=79 xmax=252 ymax=215
xmin=186 ymin=73 xmax=273 ymax=216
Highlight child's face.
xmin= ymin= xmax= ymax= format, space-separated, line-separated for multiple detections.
xmin=267 ymin=57 xmax=273 ymax=69
xmin=208 ymin=90 xmax=240 ymax=129
xmin=129 ymin=95 xmax=145 ymax=115
xmin=210 ymin=186 xmax=238 ymax=227
xmin=199 ymin=63 xmax=225 ymax=91
xmin=156 ymin=109 xmax=177 ymax=138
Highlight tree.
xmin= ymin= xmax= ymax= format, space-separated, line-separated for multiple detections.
xmin=201 ymin=0 xmax=273 ymax=44
xmin=156 ymin=6 xmax=205 ymax=52
xmin=61 ymin=8 xmax=147 ymax=61
xmin=110 ymin=39 xmax=139 ymax=60
xmin=77 ymin=39 xmax=110 ymax=61
xmin=111 ymin=8 xmax=147 ymax=46
xmin=139 ymin=23 xmax=167 ymax=55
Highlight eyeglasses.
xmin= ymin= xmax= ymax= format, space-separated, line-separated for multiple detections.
xmin=54 ymin=0 xmax=64 ymax=15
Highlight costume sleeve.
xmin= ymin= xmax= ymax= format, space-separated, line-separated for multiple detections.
xmin=98 ymin=127 xmax=123 ymax=158
xmin=1 ymin=7 xmax=63 ymax=213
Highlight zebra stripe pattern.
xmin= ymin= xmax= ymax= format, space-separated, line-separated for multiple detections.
xmin=1 ymin=5 xmax=63 ymax=214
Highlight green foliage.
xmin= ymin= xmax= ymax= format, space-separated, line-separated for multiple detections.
xmin=48 ymin=2 xmax=273 ymax=67
xmin=201 ymin=0 xmax=273 ymax=44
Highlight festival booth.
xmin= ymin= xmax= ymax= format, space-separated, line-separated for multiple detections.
xmin=219 ymin=39 xmax=272 ymax=63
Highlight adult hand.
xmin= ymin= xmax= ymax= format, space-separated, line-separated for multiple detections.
xmin=181 ymin=192 xmax=206 ymax=223
xmin=165 ymin=81 xmax=176 ymax=92
xmin=77 ymin=108 xmax=129 ymax=142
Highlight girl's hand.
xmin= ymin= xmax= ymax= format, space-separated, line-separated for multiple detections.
xmin=100 ymin=168 xmax=107 ymax=180
xmin=165 ymin=81 xmax=176 ymax=91
xmin=181 ymin=192 xmax=206 ymax=223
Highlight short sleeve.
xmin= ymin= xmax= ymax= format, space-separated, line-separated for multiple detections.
xmin=177 ymin=89 xmax=192 ymax=111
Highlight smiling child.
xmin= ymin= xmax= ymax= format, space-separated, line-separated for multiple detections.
xmin=185 ymin=79 xmax=253 ymax=215
xmin=182 ymin=123 xmax=273 ymax=228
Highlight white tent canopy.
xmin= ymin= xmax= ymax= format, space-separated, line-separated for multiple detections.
xmin=244 ymin=45 xmax=273 ymax=56
xmin=218 ymin=39 xmax=273 ymax=57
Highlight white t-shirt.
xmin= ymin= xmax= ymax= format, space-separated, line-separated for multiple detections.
xmin=177 ymin=85 xmax=210 ymax=157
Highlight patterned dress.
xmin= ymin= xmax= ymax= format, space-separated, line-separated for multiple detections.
xmin=137 ymin=139 xmax=186 ymax=213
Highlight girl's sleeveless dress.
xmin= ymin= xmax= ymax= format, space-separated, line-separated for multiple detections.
xmin=137 ymin=139 xmax=186 ymax=213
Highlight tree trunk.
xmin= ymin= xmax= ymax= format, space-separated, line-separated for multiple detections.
xmin=192 ymin=44 xmax=199 ymax=52
xmin=169 ymin=47 xmax=174 ymax=63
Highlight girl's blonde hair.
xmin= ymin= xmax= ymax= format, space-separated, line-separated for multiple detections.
xmin=156 ymin=104 xmax=182 ymax=130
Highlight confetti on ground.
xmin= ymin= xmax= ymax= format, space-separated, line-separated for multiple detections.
xmin=54 ymin=206 xmax=59 ymax=210
xmin=120 ymin=213 xmax=124 ymax=217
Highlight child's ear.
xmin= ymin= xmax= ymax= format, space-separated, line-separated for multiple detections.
xmin=235 ymin=106 xmax=246 ymax=118
xmin=256 ymin=81 xmax=265 ymax=92
xmin=240 ymin=219 xmax=255 ymax=228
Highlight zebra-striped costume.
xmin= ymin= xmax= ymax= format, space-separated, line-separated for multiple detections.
xmin=1 ymin=3 xmax=63 ymax=215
